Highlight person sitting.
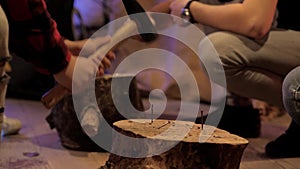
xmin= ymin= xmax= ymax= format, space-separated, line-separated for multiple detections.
xmin=266 ymin=66 xmax=300 ymax=158
xmin=169 ymin=0 xmax=300 ymax=158
xmin=0 ymin=0 xmax=115 ymax=136
xmin=0 ymin=5 xmax=22 ymax=136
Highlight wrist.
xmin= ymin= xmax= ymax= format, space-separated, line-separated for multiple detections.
xmin=181 ymin=0 xmax=196 ymax=24
xmin=53 ymin=55 xmax=77 ymax=90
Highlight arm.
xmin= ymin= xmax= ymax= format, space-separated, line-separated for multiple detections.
xmin=2 ymin=0 xmax=114 ymax=90
xmin=170 ymin=0 xmax=278 ymax=39
xmin=2 ymin=0 xmax=71 ymax=75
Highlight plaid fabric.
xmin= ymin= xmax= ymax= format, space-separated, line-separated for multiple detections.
xmin=0 ymin=0 xmax=71 ymax=74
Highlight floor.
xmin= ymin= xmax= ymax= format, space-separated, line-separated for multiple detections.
xmin=0 ymin=98 xmax=299 ymax=169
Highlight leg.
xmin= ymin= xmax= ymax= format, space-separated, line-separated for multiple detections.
xmin=264 ymin=66 xmax=300 ymax=158
xmin=206 ymin=30 xmax=300 ymax=108
xmin=0 ymin=5 xmax=10 ymax=137
xmin=282 ymin=66 xmax=300 ymax=125
xmin=0 ymin=5 xmax=21 ymax=137
xmin=203 ymin=30 xmax=300 ymax=157
xmin=0 ymin=6 xmax=9 ymax=62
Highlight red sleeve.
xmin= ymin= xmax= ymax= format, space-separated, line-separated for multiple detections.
xmin=1 ymin=0 xmax=71 ymax=75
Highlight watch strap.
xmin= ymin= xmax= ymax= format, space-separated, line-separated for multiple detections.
xmin=184 ymin=0 xmax=196 ymax=23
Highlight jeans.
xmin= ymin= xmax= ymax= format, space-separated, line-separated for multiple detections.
xmin=283 ymin=66 xmax=300 ymax=125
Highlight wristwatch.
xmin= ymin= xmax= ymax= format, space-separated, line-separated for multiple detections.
xmin=181 ymin=0 xmax=196 ymax=25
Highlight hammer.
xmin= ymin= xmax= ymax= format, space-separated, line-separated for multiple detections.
xmin=41 ymin=0 xmax=163 ymax=109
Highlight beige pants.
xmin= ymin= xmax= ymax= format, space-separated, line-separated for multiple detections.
xmin=203 ymin=30 xmax=300 ymax=108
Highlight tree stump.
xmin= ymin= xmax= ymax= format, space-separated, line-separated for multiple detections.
xmin=46 ymin=74 xmax=144 ymax=151
xmin=101 ymin=119 xmax=248 ymax=169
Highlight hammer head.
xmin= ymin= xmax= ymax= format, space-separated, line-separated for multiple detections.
xmin=122 ymin=0 xmax=158 ymax=42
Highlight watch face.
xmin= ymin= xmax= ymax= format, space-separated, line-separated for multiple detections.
xmin=181 ymin=8 xmax=191 ymax=25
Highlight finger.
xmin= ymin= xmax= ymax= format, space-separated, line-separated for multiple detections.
xmin=106 ymin=51 xmax=116 ymax=61
xmin=131 ymin=34 xmax=143 ymax=41
xmin=97 ymin=68 xmax=105 ymax=77
xmin=101 ymin=57 xmax=112 ymax=69
xmin=90 ymin=57 xmax=101 ymax=68
xmin=98 ymin=61 xmax=105 ymax=70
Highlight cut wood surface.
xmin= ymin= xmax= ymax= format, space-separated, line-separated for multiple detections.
xmin=113 ymin=119 xmax=248 ymax=144
xmin=101 ymin=119 xmax=249 ymax=169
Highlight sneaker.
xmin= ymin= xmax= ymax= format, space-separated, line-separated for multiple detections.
xmin=2 ymin=115 xmax=22 ymax=136
xmin=265 ymin=120 xmax=300 ymax=158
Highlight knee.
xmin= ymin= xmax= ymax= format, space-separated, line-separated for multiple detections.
xmin=0 ymin=6 xmax=8 ymax=39
xmin=283 ymin=66 xmax=300 ymax=124
xmin=208 ymin=32 xmax=236 ymax=54
xmin=207 ymin=32 xmax=246 ymax=75
xmin=283 ymin=66 xmax=300 ymax=101
xmin=0 ymin=6 xmax=9 ymax=57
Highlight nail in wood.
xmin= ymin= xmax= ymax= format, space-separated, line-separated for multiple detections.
xmin=201 ymin=110 xmax=204 ymax=130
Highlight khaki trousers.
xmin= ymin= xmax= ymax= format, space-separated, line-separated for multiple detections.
xmin=203 ymin=29 xmax=300 ymax=107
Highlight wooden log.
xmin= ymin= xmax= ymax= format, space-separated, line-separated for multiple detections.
xmin=47 ymin=74 xmax=144 ymax=151
xmin=101 ymin=119 xmax=248 ymax=169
